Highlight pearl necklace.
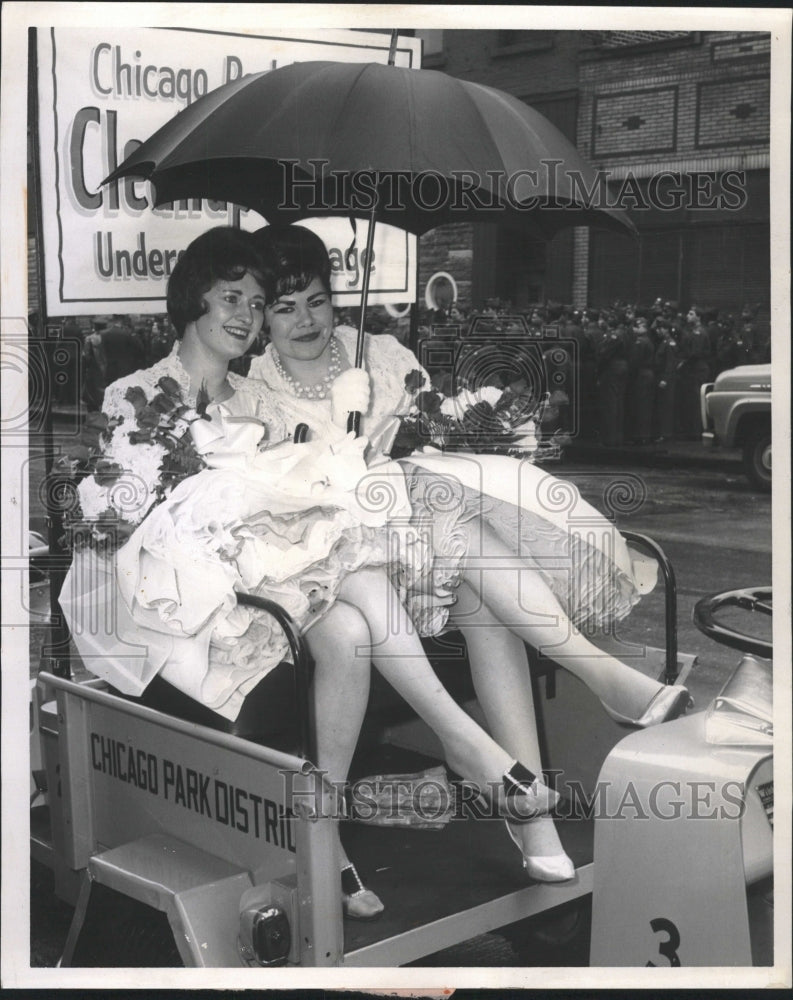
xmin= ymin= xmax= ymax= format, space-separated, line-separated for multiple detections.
xmin=271 ymin=335 xmax=342 ymax=399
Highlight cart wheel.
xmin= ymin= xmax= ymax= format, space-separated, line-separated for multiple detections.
xmin=693 ymin=586 xmax=772 ymax=659
xmin=498 ymin=897 xmax=592 ymax=966
xmin=67 ymin=883 xmax=183 ymax=967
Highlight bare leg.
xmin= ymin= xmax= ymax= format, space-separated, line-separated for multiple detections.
xmin=306 ymin=600 xmax=371 ymax=794
xmin=453 ymin=583 xmax=541 ymax=766
xmin=458 ymin=522 xmax=665 ymax=721
xmin=336 ymin=567 xmax=553 ymax=805
xmin=305 ymin=600 xmax=383 ymax=918
xmin=453 ymin=582 xmax=567 ymax=863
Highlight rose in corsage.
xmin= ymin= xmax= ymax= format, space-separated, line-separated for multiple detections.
xmin=55 ymin=376 xmax=212 ymax=554
xmin=390 ymin=369 xmax=558 ymax=460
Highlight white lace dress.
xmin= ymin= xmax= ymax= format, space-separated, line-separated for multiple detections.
xmin=60 ymin=345 xmax=411 ymax=720
xmin=248 ymin=325 xmax=657 ymax=636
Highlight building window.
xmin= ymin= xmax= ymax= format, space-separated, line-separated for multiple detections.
xmin=584 ymin=30 xmax=699 ymax=51
xmin=522 ymin=92 xmax=577 ymax=144
xmin=495 ymin=30 xmax=555 ymax=55
xmin=415 ymin=29 xmax=445 ymax=63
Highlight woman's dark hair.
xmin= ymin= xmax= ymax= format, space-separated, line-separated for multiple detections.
xmin=166 ymin=227 xmax=270 ymax=338
xmin=253 ymin=225 xmax=332 ymax=303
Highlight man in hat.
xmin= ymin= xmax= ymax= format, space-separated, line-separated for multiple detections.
xmin=81 ymin=320 xmax=108 ymax=411
xmin=626 ymin=314 xmax=655 ymax=445
xmin=651 ymin=317 xmax=679 ymax=443
xmin=676 ymin=305 xmax=711 ymax=439
xmin=596 ymin=320 xmax=629 ymax=447
xmin=102 ymin=315 xmax=146 ymax=386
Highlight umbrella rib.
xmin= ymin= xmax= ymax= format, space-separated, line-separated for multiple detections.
xmin=134 ymin=71 xmax=267 ymax=172
xmin=324 ymin=62 xmax=373 ymax=166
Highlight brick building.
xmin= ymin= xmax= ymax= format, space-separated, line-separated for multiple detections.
xmin=411 ymin=29 xmax=771 ymax=316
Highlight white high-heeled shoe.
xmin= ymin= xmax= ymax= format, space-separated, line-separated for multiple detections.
xmin=600 ymin=683 xmax=693 ymax=729
xmin=506 ymin=822 xmax=575 ymax=883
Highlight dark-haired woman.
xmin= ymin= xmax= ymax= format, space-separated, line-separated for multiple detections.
xmin=249 ymin=224 xmax=690 ymax=724
xmin=241 ymin=224 xmax=693 ymax=891
xmin=62 ymin=226 xmax=276 ymax=706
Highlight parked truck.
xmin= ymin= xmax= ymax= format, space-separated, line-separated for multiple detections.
xmin=701 ymin=364 xmax=772 ymax=492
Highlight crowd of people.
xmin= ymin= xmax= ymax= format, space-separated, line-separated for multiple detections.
xmin=55 ymin=293 xmax=769 ymax=452
xmin=48 ymin=314 xmax=179 ymax=410
xmin=420 ymin=297 xmax=771 ymax=447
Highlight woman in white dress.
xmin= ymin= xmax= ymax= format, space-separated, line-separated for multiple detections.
xmin=59 ymin=226 xmax=566 ymax=922
xmin=245 ymin=224 xmax=694 ymax=885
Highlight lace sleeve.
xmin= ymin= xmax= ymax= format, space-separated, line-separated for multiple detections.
xmin=377 ymin=334 xmax=431 ymax=390
xmin=75 ymin=367 xmax=172 ymax=527
xmin=102 ymin=375 xmax=140 ymax=426
xmin=362 ymin=331 xmax=431 ymax=418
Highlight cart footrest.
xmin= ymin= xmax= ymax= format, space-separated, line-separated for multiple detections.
xmin=71 ymin=834 xmax=257 ymax=966
xmin=89 ymin=833 xmax=251 ymax=911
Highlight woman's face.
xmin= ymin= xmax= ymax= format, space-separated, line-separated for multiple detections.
xmin=265 ymin=276 xmax=334 ymax=363
xmin=184 ymin=272 xmax=265 ymax=361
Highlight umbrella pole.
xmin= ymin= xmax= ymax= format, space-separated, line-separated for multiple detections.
xmin=347 ymin=203 xmax=378 ymax=436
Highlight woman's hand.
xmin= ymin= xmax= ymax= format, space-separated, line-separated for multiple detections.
xmin=331 ymin=368 xmax=371 ymax=426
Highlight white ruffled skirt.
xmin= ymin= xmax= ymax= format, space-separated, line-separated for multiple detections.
xmin=61 ymin=450 xmax=655 ymax=721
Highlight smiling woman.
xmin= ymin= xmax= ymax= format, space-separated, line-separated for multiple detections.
xmin=179 ymin=273 xmax=265 ymax=369
xmin=58 ymin=226 xmax=283 ymax=691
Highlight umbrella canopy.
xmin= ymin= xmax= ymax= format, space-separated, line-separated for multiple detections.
xmin=106 ymin=60 xmax=633 ymax=239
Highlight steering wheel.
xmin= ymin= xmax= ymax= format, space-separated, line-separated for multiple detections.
xmin=692 ymin=587 xmax=772 ymax=659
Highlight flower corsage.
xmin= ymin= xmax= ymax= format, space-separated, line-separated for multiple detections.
xmin=53 ymin=376 xmax=211 ymax=554
xmin=390 ymin=370 xmax=562 ymax=461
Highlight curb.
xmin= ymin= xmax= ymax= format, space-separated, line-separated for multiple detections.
xmin=563 ymin=443 xmax=742 ymax=472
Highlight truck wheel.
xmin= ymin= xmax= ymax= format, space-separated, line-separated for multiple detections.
xmin=743 ymin=429 xmax=772 ymax=492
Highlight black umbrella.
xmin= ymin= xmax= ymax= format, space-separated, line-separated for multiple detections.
xmin=107 ymin=59 xmax=634 ymax=424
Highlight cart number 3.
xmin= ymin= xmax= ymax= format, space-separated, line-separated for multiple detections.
xmin=645 ymin=917 xmax=681 ymax=967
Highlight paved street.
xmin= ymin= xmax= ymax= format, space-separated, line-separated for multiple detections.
xmin=556 ymin=456 xmax=772 ymax=711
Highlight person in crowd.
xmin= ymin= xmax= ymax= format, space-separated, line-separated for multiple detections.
xmin=650 ymin=317 xmax=679 ymax=443
xmin=527 ymin=306 xmax=545 ymax=337
xmin=626 ymin=314 xmax=655 ymax=446
xmin=675 ymin=305 xmax=711 ymax=440
xmin=715 ymin=313 xmax=752 ymax=373
xmin=704 ymin=311 xmax=726 ymax=378
xmin=144 ymin=317 xmax=174 ymax=364
xmin=578 ymin=318 xmax=602 ymax=440
xmin=81 ymin=320 xmax=109 ymax=411
xmin=59 ymin=226 xmax=578 ymax=921
xmin=542 ymin=342 xmax=574 ymax=435
xmin=743 ymin=304 xmax=771 ymax=364
xmin=563 ymin=316 xmax=597 ymax=440
xmin=54 ymin=317 xmax=84 ymax=406
xmin=101 ymin=314 xmax=146 ymax=386
xmin=595 ymin=319 xmax=629 ymax=447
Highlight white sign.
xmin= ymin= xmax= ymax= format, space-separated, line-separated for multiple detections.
xmin=35 ymin=26 xmax=420 ymax=315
